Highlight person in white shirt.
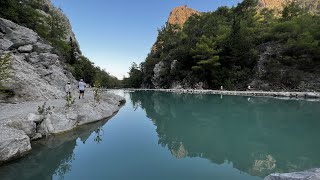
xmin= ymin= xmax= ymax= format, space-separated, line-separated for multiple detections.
xmin=78 ymin=79 xmax=86 ymax=99
xmin=65 ymin=81 xmax=71 ymax=97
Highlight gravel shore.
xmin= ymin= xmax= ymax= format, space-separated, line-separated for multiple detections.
xmin=128 ymin=89 xmax=320 ymax=100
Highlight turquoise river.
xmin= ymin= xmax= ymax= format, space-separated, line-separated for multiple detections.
xmin=0 ymin=90 xmax=320 ymax=180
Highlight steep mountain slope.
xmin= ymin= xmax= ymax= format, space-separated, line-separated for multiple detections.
xmin=0 ymin=18 xmax=75 ymax=101
xmin=0 ymin=0 xmax=81 ymax=102
xmin=39 ymin=0 xmax=80 ymax=47
xmin=134 ymin=0 xmax=320 ymax=91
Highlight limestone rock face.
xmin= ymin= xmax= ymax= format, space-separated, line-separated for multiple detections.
xmin=152 ymin=61 xmax=166 ymax=89
xmin=258 ymin=0 xmax=285 ymax=9
xmin=258 ymin=0 xmax=320 ymax=14
xmin=167 ymin=5 xmax=200 ymax=27
xmin=0 ymin=18 xmax=38 ymax=48
xmin=39 ymin=0 xmax=80 ymax=48
xmin=265 ymin=168 xmax=320 ymax=180
xmin=0 ymin=91 xmax=125 ymax=164
xmin=36 ymin=92 xmax=125 ymax=135
xmin=0 ymin=126 xmax=31 ymax=163
xmin=0 ymin=18 xmax=76 ymax=102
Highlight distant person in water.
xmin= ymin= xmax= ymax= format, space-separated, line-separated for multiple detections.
xmin=78 ymin=79 xmax=86 ymax=99
xmin=65 ymin=81 xmax=71 ymax=97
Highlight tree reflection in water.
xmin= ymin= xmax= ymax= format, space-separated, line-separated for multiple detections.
xmin=94 ymin=127 xmax=104 ymax=144
xmin=129 ymin=91 xmax=320 ymax=177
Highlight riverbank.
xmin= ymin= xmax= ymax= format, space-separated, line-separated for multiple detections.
xmin=127 ymin=89 xmax=320 ymax=100
xmin=0 ymin=90 xmax=125 ymax=164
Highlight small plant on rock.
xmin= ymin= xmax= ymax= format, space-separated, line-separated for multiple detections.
xmin=38 ymin=102 xmax=54 ymax=115
xmin=93 ymin=80 xmax=102 ymax=106
xmin=65 ymin=94 xmax=75 ymax=109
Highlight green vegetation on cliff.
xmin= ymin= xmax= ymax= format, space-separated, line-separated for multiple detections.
xmin=0 ymin=0 xmax=120 ymax=88
xmin=125 ymin=0 xmax=320 ymax=91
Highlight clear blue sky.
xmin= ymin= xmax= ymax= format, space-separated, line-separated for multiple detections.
xmin=52 ymin=0 xmax=241 ymax=79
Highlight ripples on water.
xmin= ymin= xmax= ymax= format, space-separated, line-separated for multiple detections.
xmin=0 ymin=90 xmax=320 ymax=180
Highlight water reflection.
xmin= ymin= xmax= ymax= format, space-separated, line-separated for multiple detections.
xmin=129 ymin=91 xmax=320 ymax=177
xmin=0 ymin=119 xmax=108 ymax=180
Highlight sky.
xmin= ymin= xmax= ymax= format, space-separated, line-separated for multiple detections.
xmin=52 ymin=0 xmax=241 ymax=79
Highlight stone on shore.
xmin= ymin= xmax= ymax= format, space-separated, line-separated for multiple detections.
xmin=0 ymin=126 xmax=31 ymax=163
xmin=18 ymin=44 xmax=33 ymax=53
xmin=265 ymin=168 xmax=320 ymax=180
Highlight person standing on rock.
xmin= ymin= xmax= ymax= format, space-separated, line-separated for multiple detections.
xmin=65 ymin=81 xmax=71 ymax=97
xmin=78 ymin=79 xmax=86 ymax=99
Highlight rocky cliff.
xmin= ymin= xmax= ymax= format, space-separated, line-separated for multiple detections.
xmin=167 ymin=5 xmax=200 ymax=27
xmin=258 ymin=0 xmax=285 ymax=9
xmin=151 ymin=6 xmax=200 ymax=54
xmin=0 ymin=18 xmax=75 ymax=102
xmin=39 ymin=0 xmax=80 ymax=48
xmin=258 ymin=0 xmax=320 ymax=14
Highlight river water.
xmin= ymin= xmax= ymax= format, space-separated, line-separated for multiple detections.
xmin=1 ymin=90 xmax=320 ymax=180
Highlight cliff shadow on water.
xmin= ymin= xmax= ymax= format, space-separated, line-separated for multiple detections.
xmin=0 ymin=118 xmax=109 ymax=180
xmin=129 ymin=91 xmax=320 ymax=177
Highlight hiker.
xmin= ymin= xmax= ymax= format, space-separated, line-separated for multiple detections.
xmin=79 ymin=79 xmax=86 ymax=99
xmin=65 ymin=81 xmax=71 ymax=97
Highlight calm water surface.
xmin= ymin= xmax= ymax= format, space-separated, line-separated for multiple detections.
xmin=1 ymin=90 xmax=320 ymax=180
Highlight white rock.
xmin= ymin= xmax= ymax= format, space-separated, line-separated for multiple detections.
xmin=18 ymin=44 xmax=33 ymax=53
xmin=0 ymin=18 xmax=38 ymax=47
xmin=0 ymin=126 xmax=31 ymax=163
xmin=265 ymin=168 xmax=320 ymax=180
xmin=27 ymin=113 xmax=43 ymax=123
xmin=0 ymin=38 xmax=13 ymax=50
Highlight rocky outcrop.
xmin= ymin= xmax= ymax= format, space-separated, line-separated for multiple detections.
xmin=151 ymin=6 xmax=200 ymax=54
xmin=0 ymin=126 xmax=31 ymax=163
xmin=258 ymin=0 xmax=285 ymax=9
xmin=39 ymin=0 xmax=80 ymax=47
xmin=167 ymin=5 xmax=200 ymax=27
xmin=265 ymin=168 xmax=320 ymax=180
xmin=258 ymin=0 xmax=320 ymax=14
xmin=36 ymin=92 xmax=125 ymax=135
xmin=0 ymin=91 xmax=125 ymax=164
xmin=152 ymin=61 xmax=166 ymax=88
xmin=0 ymin=18 xmax=75 ymax=102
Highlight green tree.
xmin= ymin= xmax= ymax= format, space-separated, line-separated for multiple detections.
xmin=282 ymin=0 xmax=304 ymax=20
xmin=124 ymin=62 xmax=143 ymax=88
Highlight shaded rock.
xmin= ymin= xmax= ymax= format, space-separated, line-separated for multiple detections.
xmin=305 ymin=92 xmax=319 ymax=98
xmin=0 ymin=126 xmax=31 ymax=163
xmin=264 ymin=168 xmax=320 ymax=180
xmin=0 ymin=18 xmax=73 ymax=102
xmin=27 ymin=113 xmax=43 ymax=123
xmin=7 ymin=120 xmax=36 ymax=138
xmin=18 ymin=44 xmax=33 ymax=53
xmin=0 ymin=38 xmax=13 ymax=50
xmin=34 ymin=42 xmax=53 ymax=53
xmin=0 ymin=18 xmax=38 ymax=48
xmin=31 ymin=133 xmax=42 ymax=141
xmin=38 ymin=112 xmax=77 ymax=135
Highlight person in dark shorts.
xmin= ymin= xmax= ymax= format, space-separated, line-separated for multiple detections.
xmin=78 ymin=79 xmax=86 ymax=99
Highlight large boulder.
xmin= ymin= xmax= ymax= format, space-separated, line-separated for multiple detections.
xmin=0 ymin=126 xmax=31 ymax=163
xmin=265 ymin=168 xmax=320 ymax=180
